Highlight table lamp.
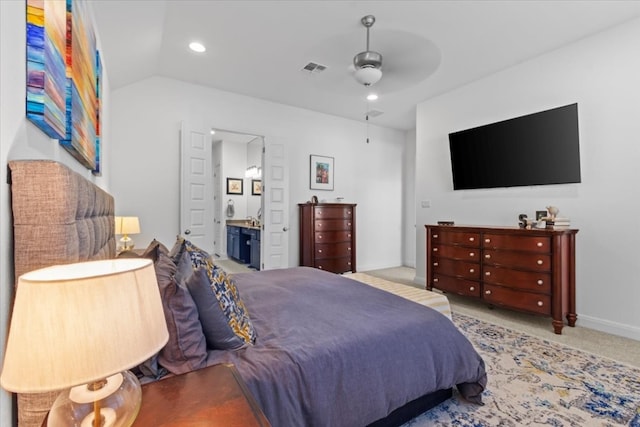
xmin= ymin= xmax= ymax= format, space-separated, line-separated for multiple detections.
xmin=0 ymin=258 xmax=168 ymax=427
xmin=115 ymin=216 xmax=141 ymax=251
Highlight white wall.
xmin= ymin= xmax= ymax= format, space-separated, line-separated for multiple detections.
xmin=415 ymin=18 xmax=640 ymax=340
xmin=403 ymin=129 xmax=417 ymax=267
xmin=109 ymin=77 xmax=406 ymax=271
xmin=0 ymin=2 xmax=110 ymax=425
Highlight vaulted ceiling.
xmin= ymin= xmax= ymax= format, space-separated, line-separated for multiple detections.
xmin=92 ymin=1 xmax=640 ymax=130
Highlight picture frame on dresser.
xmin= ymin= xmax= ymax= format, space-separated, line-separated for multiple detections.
xmin=310 ymin=154 xmax=334 ymax=190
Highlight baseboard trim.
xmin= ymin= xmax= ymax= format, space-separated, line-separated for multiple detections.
xmin=577 ymin=314 xmax=640 ymax=342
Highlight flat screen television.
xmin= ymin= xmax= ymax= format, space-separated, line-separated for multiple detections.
xmin=448 ymin=103 xmax=581 ymax=190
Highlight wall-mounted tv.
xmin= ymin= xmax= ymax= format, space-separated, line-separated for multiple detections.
xmin=448 ymin=103 xmax=581 ymax=190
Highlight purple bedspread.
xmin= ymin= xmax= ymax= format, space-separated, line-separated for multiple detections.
xmin=205 ymin=267 xmax=486 ymax=427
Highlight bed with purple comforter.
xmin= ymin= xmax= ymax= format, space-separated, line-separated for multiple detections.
xmin=206 ymin=267 xmax=487 ymax=426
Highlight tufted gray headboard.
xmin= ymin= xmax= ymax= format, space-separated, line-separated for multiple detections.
xmin=8 ymin=160 xmax=116 ymax=427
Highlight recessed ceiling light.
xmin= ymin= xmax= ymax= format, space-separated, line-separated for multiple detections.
xmin=367 ymin=93 xmax=378 ymax=101
xmin=210 ymin=129 xmax=216 ymax=135
xmin=189 ymin=42 xmax=206 ymax=53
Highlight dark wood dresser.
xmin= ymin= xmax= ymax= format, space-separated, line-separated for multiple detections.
xmin=299 ymin=203 xmax=356 ymax=273
xmin=425 ymin=224 xmax=578 ymax=334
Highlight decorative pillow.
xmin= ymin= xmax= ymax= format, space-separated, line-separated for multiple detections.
xmin=184 ymin=268 xmax=248 ymax=350
xmin=168 ymin=236 xmax=186 ymax=264
xmin=152 ymin=248 xmax=208 ymax=374
xmin=183 ymin=239 xmax=219 ymax=275
xmin=186 ymin=266 xmax=257 ymax=348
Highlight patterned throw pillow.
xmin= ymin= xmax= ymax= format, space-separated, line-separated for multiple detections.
xmin=174 ymin=237 xmax=257 ymax=347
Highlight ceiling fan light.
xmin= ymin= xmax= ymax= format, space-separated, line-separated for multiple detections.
xmin=354 ymin=67 xmax=382 ymax=86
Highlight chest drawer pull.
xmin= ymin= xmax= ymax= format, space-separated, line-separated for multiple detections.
xmin=433 ymin=278 xmax=439 ymax=283
xmin=469 ymin=268 xmax=475 ymax=273
xmin=348 ymin=234 xmax=352 ymax=238
xmin=433 ymin=234 xmax=439 ymax=238
xmin=537 ymin=279 xmax=544 ymax=285
xmin=348 ymin=247 xmax=351 ymax=251
xmin=469 ymin=286 xmax=475 ymax=291
xmin=469 ymin=252 xmax=475 ymax=257
xmin=537 ymin=242 xmax=543 ymax=247
xmin=318 ymin=249 xmax=323 ymax=253
xmin=469 ymin=237 xmax=475 ymax=242
xmin=433 ymin=262 xmax=439 ymax=267
xmin=348 ymin=222 xmax=352 ymax=227
xmin=433 ymin=248 xmax=438 ymax=252
xmin=347 ymin=211 xmax=351 ymax=215
xmin=485 ymin=254 xmax=491 ymax=259
xmin=537 ymin=260 xmax=543 ymax=265
xmin=537 ymin=301 xmax=544 ymax=307
xmin=484 ymin=238 xmax=491 ymax=243
xmin=318 ymin=235 xmax=323 ymax=239
xmin=485 ymin=271 xmax=491 ymax=276
xmin=485 ymin=290 xmax=492 ymax=295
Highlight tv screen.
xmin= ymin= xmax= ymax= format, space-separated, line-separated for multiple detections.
xmin=448 ymin=103 xmax=581 ymax=190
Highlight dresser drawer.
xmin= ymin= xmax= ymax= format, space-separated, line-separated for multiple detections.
xmin=432 ymin=231 xmax=480 ymax=247
xmin=314 ymin=206 xmax=353 ymax=219
xmin=432 ymin=275 xmax=481 ymax=297
xmin=315 ymin=230 xmax=353 ymax=243
xmin=483 ymin=284 xmax=551 ymax=316
xmin=483 ymin=234 xmax=550 ymax=253
xmin=484 ymin=250 xmax=551 ymax=272
xmin=431 ymin=245 xmax=479 ymax=262
xmin=431 ymin=258 xmax=480 ymax=280
xmin=314 ymin=219 xmax=353 ymax=231
xmin=483 ymin=266 xmax=551 ymax=293
xmin=315 ymin=242 xmax=352 ymax=259
xmin=315 ymin=257 xmax=353 ymax=273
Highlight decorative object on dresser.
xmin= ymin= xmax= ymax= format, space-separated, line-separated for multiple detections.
xmin=425 ymin=224 xmax=578 ymax=334
xmin=1 ymin=258 xmax=169 ymax=427
xmin=299 ymin=202 xmax=356 ymax=273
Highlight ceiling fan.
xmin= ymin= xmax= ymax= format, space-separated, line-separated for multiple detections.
xmin=352 ymin=15 xmax=383 ymax=87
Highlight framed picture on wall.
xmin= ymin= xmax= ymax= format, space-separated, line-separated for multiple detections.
xmin=226 ymin=178 xmax=243 ymax=195
xmin=310 ymin=154 xmax=334 ymax=191
xmin=251 ymin=179 xmax=262 ymax=196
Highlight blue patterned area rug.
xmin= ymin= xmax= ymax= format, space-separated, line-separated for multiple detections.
xmin=403 ymin=312 xmax=640 ymax=427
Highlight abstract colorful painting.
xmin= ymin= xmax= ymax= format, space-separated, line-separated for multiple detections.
xmin=26 ymin=0 xmax=68 ymax=139
xmin=59 ymin=0 xmax=98 ymax=170
xmin=26 ymin=0 xmax=101 ymax=172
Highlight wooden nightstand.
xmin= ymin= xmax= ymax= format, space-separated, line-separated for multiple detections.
xmin=133 ymin=363 xmax=270 ymax=426
xmin=42 ymin=364 xmax=271 ymax=427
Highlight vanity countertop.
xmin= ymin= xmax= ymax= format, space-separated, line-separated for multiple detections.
xmin=226 ymin=220 xmax=261 ymax=230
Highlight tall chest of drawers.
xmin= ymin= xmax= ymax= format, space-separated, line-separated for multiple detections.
xmin=425 ymin=225 xmax=578 ymax=334
xmin=299 ymin=203 xmax=356 ymax=273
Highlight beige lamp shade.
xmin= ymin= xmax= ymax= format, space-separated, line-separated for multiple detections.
xmin=0 ymin=258 xmax=168 ymax=393
xmin=115 ymin=216 xmax=141 ymax=236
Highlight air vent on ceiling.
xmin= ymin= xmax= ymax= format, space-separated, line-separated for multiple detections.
xmin=366 ymin=109 xmax=384 ymax=118
xmin=301 ymin=62 xmax=327 ymax=73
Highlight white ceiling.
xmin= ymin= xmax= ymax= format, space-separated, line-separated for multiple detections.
xmin=92 ymin=1 xmax=640 ymax=130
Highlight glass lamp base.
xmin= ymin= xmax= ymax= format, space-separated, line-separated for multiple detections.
xmin=48 ymin=371 xmax=142 ymax=427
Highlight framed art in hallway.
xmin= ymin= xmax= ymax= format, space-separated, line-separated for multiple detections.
xmin=227 ymin=178 xmax=243 ymax=195
xmin=310 ymin=154 xmax=334 ymax=191
xmin=251 ymin=179 xmax=262 ymax=196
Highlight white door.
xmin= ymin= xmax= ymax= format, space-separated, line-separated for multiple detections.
xmin=213 ymin=160 xmax=223 ymax=258
xmin=180 ymin=121 xmax=214 ymax=254
xmin=261 ymin=139 xmax=289 ymax=270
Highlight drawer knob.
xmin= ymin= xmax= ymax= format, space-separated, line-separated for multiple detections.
xmin=318 ymin=223 xmax=322 ymax=227
xmin=433 ymin=278 xmax=439 ymax=283
xmin=347 ymin=211 xmax=351 ymax=215
xmin=469 ymin=286 xmax=475 ymax=291
xmin=537 ymin=279 xmax=544 ymax=285
xmin=318 ymin=249 xmax=323 ymax=253
xmin=318 ymin=235 xmax=323 ymax=239
xmin=433 ymin=234 xmax=439 ymax=238
xmin=537 ymin=242 xmax=543 ymax=247
xmin=433 ymin=248 xmax=439 ymax=252
xmin=485 ymin=254 xmax=491 ymax=259
xmin=485 ymin=238 xmax=490 ymax=243
xmin=469 ymin=268 xmax=475 ymax=273
xmin=537 ymin=260 xmax=543 ymax=265
xmin=348 ymin=234 xmax=352 ymax=238
xmin=433 ymin=262 xmax=439 ymax=267
xmin=537 ymin=301 xmax=544 ymax=307
xmin=485 ymin=271 xmax=491 ymax=276
xmin=348 ymin=247 xmax=351 ymax=251
xmin=348 ymin=222 xmax=352 ymax=226
xmin=318 ymin=266 xmax=323 ymax=269
xmin=469 ymin=237 xmax=475 ymax=242
xmin=347 ymin=262 xmax=351 ymax=265
xmin=485 ymin=290 xmax=492 ymax=295
xmin=469 ymin=252 xmax=475 ymax=257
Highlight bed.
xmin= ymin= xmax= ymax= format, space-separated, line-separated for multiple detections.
xmin=8 ymin=160 xmax=487 ymax=427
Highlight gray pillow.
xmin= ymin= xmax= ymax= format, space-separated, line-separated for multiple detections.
xmin=153 ymin=250 xmax=208 ymax=374
xmin=184 ymin=267 xmax=247 ymax=350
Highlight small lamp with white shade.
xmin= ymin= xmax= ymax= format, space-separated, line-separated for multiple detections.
xmin=115 ymin=216 xmax=140 ymax=252
xmin=0 ymin=258 xmax=168 ymax=427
